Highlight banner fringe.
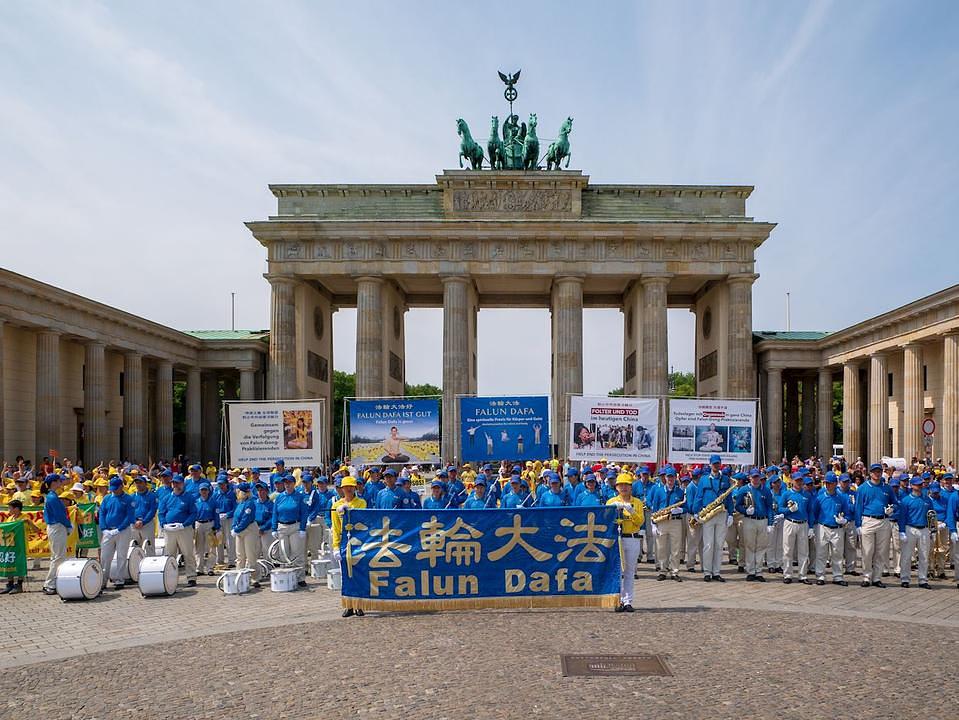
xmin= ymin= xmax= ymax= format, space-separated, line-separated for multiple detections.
xmin=341 ymin=594 xmax=621 ymax=612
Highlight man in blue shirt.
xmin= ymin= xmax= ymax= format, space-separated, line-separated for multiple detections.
xmin=684 ymin=468 xmax=703 ymax=573
xmin=99 ymin=475 xmax=135 ymax=591
xmin=897 ymin=475 xmax=933 ymax=589
xmin=647 ymin=466 xmax=686 ymax=581
xmin=691 ymin=455 xmax=733 ymax=582
xmin=855 ymin=462 xmax=898 ymax=588
xmin=765 ymin=474 xmax=786 ymax=574
xmin=213 ymin=476 xmax=238 ymax=568
xmin=927 ymin=481 xmax=949 ymax=579
xmin=462 ymin=477 xmax=491 ymax=509
xmin=194 ymin=482 xmax=221 ymax=576
xmin=779 ymin=473 xmax=814 ymax=584
xmin=158 ymin=474 xmax=199 ymax=587
xmin=811 ymin=472 xmax=851 ymax=586
xmin=735 ymin=468 xmax=775 ymax=582
xmin=130 ymin=474 xmax=158 ymax=557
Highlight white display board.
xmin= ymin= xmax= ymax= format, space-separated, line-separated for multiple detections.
xmin=568 ymin=396 xmax=659 ymax=463
xmin=228 ymin=400 xmax=324 ymax=467
xmin=667 ymin=398 xmax=756 ymax=465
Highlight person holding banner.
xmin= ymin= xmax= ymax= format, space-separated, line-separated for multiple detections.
xmin=0 ymin=500 xmax=31 ymax=594
xmin=41 ymin=474 xmax=72 ymax=596
xmin=331 ymin=476 xmax=366 ymax=618
xmin=607 ymin=474 xmax=645 ymax=612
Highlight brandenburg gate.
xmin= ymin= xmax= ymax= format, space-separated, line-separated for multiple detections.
xmin=246 ymin=169 xmax=775 ymax=460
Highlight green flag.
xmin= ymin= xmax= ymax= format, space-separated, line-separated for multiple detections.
xmin=0 ymin=519 xmax=28 ymax=578
xmin=75 ymin=502 xmax=100 ymax=550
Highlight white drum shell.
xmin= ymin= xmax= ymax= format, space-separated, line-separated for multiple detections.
xmin=112 ymin=544 xmax=145 ymax=583
xmin=310 ymin=559 xmax=330 ymax=579
xmin=327 ymin=566 xmax=342 ymax=591
xmin=270 ymin=567 xmax=298 ymax=592
xmin=217 ymin=569 xmax=253 ymax=595
xmin=138 ymin=555 xmax=178 ymax=596
xmin=56 ymin=558 xmax=103 ymax=600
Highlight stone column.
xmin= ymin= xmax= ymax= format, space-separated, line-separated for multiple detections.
xmin=942 ymin=334 xmax=958 ymax=466
xmin=0 ymin=319 xmax=5 ymax=462
xmin=842 ymin=361 xmax=862 ymax=462
xmin=868 ymin=352 xmax=888 ymax=462
xmin=155 ymin=360 xmax=173 ymax=460
xmin=355 ymin=276 xmax=385 ymax=398
xmin=240 ymin=369 xmax=257 ymax=401
xmin=268 ymin=277 xmax=297 ymax=400
xmin=902 ymin=343 xmax=923 ymax=460
xmin=641 ymin=275 xmax=669 ymax=397
xmin=186 ymin=367 xmax=202 ymax=460
xmin=727 ymin=274 xmax=757 ymax=398
xmin=765 ymin=368 xmax=783 ymax=463
xmin=35 ymin=330 xmax=61 ymax=464
xmin=800 ymin=375 xmax=815 ymax=458
xmin=83 ymin=341 xmax=107 ymax=466
xmin=817 ymin=368 xmax=833 ymax=458
xmin=551 ymin=276 xmax=584 ymax=461
xmin=785 ymin=377 xmax=799 ymax=458
xmin=123 ymin=352 xmax=145 ymax=462
xmin=202 ymin=371 xmax=220 ymax=463
xmin=442 ymin=276 xmax=474 ymax=462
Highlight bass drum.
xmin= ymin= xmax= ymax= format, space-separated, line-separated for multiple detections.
xmin=110 ymin=543 xmax=146 ymax=584
xmin=138 ymin=555 xmax=178 ymax=597
xmin=56 ymin=558 xmax=103 ymax=600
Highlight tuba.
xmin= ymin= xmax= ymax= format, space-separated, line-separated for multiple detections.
xmin=690 ymin=483 xmax=736 ymax=529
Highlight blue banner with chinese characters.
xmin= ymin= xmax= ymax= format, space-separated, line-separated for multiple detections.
xmin=339 ymin=507 xmax=621 ymax=611
xmin=459 ymin=395 xmax=550 ymax=462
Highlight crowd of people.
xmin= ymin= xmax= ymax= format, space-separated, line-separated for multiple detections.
xmin=1 ymin=453 xmax=957 ymax=615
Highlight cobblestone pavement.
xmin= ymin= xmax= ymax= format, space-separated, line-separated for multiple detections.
xmin=2 ymin=561 xmax=957 ymax=719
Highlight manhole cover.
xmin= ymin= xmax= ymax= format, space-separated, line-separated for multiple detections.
xmin=560 ymin=653 xmax=673 ymax=677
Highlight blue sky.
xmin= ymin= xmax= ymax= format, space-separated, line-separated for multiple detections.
xmin=2 ymin=2 xmax=957 ymax=394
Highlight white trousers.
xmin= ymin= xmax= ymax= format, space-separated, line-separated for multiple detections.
xmin=815 ymin=525 xmax=845 ymax=581
xmin=100 ymin=526 xmax=132 ymax=586
xmin=305 ymin=518 xmax=327 ymax=562
xmin=843 ymin=523 xmax=858 ymax=572
xmin=740 ymin=517 xmax=768 ymax=575
xmin=194 ymin=521 xmax=215 ymax=573
xmin=43 ymin=524 xmax=69 ymax=591
xmin=685 ymin=516 xmax=702 ymax=568
xmin=767 ymin=520 xmax=784 ymax=569
xmin=235 ymin=525 xmax=259 ymax=573
xmin=899 ymin=525 xmax=929 ymax=583
xmin=164 ymin=526 xmax=197 ymax=581
xmin=860 ymin=517 xmax=891 ymax=583
xmin=619 ymin=536 xmax=642 ymax=605
xmin=782 ymin=520 xmax=809 ymax=580
xmin=277 ymin=523 xmax=306 ymax=577
xmin=654 ymin=519 xmax=683 ymax=574
xmin=130 ymin=524 xmax=155 ymax=556
xmin=216 ymin=513 xmax=236 ymax=565
xmin=700 ymin=511 xmax=727 ymax=576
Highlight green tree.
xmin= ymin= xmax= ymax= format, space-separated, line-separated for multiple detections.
xmin=332 ymin=370 xmax=355 ymax=459
xmin=404 ymin=382 xmax=442 ymax=397
xmin=608 ymin=371 xmax=696 ymax=398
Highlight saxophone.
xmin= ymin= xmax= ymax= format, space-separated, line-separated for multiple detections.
xmin=690 ymin=483 xmax=736 ymax=529
xmin=651 ymin=499 xmax=686 ymax=524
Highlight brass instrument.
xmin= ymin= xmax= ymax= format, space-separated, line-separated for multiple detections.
xmin=744 ymin=491 xmax=755 ymax=514
xmin=928 ymin=509 xmax=946 ymax=568
xmin=689 ymin=483 xmax=736 ymax=529
xmin=651 ymin=499 xmax=686 ymax=524
xmin=786 ymin=499 xmax=799 ymax=513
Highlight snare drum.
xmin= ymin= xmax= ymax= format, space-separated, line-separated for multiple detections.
xmin=270 ymin=567 xmax=298 ymax=592
xmin=56 ymin=558 xmax=103 ymax=600
xmin=138 ymin=555 xmax=178 ymax=597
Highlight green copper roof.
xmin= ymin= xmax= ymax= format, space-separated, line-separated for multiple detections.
xmin=182 ymin=330 xmax=269 ymax=341
xmin=753 ymin=331 xmax=831 ymax=342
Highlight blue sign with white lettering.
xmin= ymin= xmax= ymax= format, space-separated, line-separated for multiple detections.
xmin=339 ymin=507 xmax=621 ymax=611
xmin=459 ymin=395 xmax=549 ymax=462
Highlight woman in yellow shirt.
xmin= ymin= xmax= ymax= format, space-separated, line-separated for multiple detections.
xmin=331 ymin=476 xmax=367 ymax=618
xmin=606 ymin=474 xmax=645 ymax=613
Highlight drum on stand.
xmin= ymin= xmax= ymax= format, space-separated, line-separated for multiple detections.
xmin=138 ymin=555 xmax=178 ymax=597
xmin=56 ymin=558 xmax=103 ymax=600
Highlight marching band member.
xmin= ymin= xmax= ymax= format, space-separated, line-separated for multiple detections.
xmin=735 ymin=468 xmax=774 ymax=582
xmin=727 ymin=471 xmax=749 ymax=572
xmin=254 ymin=481 xmax=274 ymax=581
xmin=272 ymin=474 xmax=308 ymax=587
xmin=855 ymin=462 xmax=897 ymax=588
xmin=538 ymin=474 xmax=569 ymax=507
xmin=194 ymin=482 xmax=221 ymax=576
xmin=231 ymin=481 xmax=260 ymax=587
xmin=299 ymin=473 xmax=325 ymax=560
xmin=576 ymin=474 xmax=604 ymax=506
xmin=395 ymin=474 xmax=420 ymax=508
xmin=332 ymin=476 xmax=366 ymax=618
xmin=213 ymin=475 xmax=237 ymax=568
xmin=130 ymin=474 xmax=158 ymax=555
xmin=158 ymin=474 xmax=199 ymax=587
xmin=373 ymin=469 xmax=401 ymax=509
xmin=684 ymin=468 xmax=702 ymax=573
xmin=780 ymin=472 xmax=813 ymax=585
xmin=41 ymin=474 xmax=72 ymax=596
xmin=811 ymin=472 xmax=851 ymax=586
xmin=98 ymin=475 xmax=135 ymax=590
xmin=838 ymin=473 xmax=859 ymax=575
xmin=607 ymin=474 xmax=644 ymax=612
xmin=765 ymin=474 xmax=785 ymax=574
xmin=897 ymin=475 xmax=933 ymax=589
xmin=423 ymin=480 xmax=448 ymax=510
xmin=462 ymin=476 xmax=490 ymax=508
xmin=927 ymin=482 xmax=948 ymax=579
xmin=648 ymin=466 xmax=685 ymax=581
xmin=691 ymin=455 xmax=733 ymax=583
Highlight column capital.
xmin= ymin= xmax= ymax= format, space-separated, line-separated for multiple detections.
xmin=36 ymin=328 xmax=62 ymax=338
xmin=640 ymin=273 xmax=672 ymax=286
xmin=83 ymin=339 xmax=106 ymax=349
xmin=726 ymin=272 xmax=759 ymax=285
xmin=264 ymin=273 xmax=298 ymax=286
xmin=352 ymin=274 xmax=386 ymax=285
xmin=440 ymin=274 xmax=472 ymax=285
xmin=843 ymin=358 xmax=861 ymax=368
xmin=901 ymin=341 xmax=924 ymax=350
xmin=124 ymin=349 xmax=143 ymax=360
